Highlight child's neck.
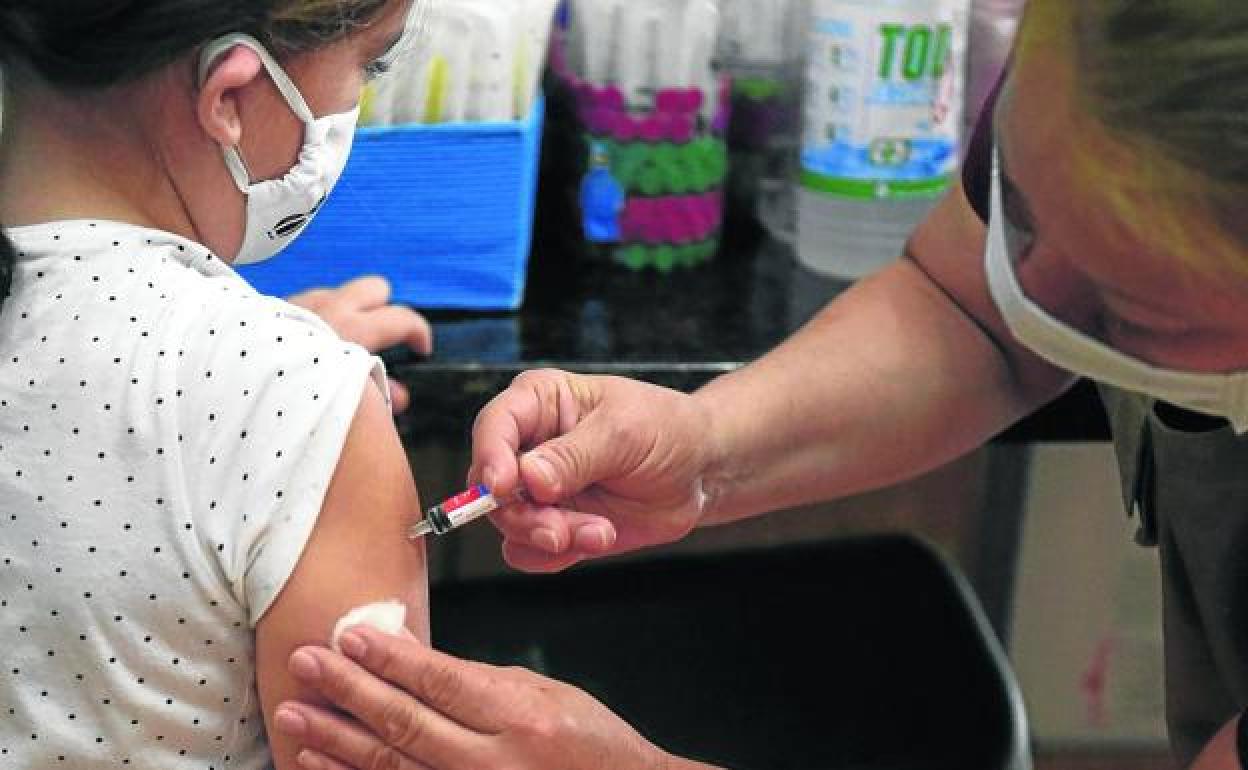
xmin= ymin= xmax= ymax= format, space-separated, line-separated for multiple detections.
xmin=0 ymin=83 xmax=192 ymax=236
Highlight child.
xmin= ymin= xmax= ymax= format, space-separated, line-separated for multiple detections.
xmin=0 ymin=1 xmax=430 ymax=767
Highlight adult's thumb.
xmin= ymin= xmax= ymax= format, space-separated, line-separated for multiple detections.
xmin=520 ymin=414 xmax=631 ymax=504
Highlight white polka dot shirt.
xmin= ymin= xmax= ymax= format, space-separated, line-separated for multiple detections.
xmin=0 ymin=221 xmax=385 ymax=768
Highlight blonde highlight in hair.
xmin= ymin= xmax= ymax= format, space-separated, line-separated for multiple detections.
xmin=264 ymin=0 xmax=393 ymax=52
xmin=1016 ymin=0 xmax=1248 ymax=278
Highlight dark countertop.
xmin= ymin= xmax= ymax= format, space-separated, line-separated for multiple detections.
xmin=390 ymin=214 xmax=1110 ymax=447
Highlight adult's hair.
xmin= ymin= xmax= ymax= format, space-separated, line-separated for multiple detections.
xmin=1018 ymin=1 xmax=1248 ymax=278
xmin=0 ymin=0 xmax=393 ymax=304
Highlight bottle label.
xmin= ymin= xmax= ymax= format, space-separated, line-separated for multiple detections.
xmin=801 ymin=0 xmax=969 ymax=201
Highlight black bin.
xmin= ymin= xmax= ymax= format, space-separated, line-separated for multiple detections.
xmin=432 ymin=534 xmax=1030 ymax=770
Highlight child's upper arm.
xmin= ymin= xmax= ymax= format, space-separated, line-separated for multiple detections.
xmin=254 ymin=382 xmax=429 ymax=769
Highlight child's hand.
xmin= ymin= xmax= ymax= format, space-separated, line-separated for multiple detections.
xmin=289 ymin=276 xmax=433 ymax=413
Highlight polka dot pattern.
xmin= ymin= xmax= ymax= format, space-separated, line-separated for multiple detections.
xmin=0 ymin=222 xmax=383 ymax=767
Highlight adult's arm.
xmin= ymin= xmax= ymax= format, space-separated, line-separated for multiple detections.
xmin=694 ymin=177 xmax=1071 ymax=523
xmin=1190 ymin=716 xmax=1243 ymax=770
xmin=471 ymin=180 xmax=1073 ymax=571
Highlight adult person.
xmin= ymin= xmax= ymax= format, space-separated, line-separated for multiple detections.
xmin=278 ymin=2 xmax=1248 ymax=768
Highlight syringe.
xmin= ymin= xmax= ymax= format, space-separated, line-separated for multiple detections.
xmin=408 ymin=484 xmax=525 ymax=539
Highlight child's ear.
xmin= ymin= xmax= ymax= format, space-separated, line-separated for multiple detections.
xmin=196 ymin=45 xmax=265 ymax=148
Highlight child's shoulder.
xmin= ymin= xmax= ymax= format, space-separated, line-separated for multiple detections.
xmin=6 ymin=220 xmax=380 ymax=403
xmin=163 ymin=280 xmax=380 ymax=408
xmin=167 ymin=277 xmax=340 ymax=355
xmin=87 ymin=225 xmax=375 ymax=386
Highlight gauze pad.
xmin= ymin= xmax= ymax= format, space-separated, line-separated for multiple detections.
xmin=330 ymin=600 xmax=408 ymax=653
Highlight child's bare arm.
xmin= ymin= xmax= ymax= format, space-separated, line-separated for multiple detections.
xmin=254 ymin=383 xmax=429 ymax=769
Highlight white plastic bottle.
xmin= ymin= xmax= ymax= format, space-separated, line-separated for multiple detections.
xmin=796 ymin=0 xmax=971 ymax=279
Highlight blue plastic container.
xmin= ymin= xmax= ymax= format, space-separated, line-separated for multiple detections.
xmin=239 ymin=97 xmax=545 ymax=311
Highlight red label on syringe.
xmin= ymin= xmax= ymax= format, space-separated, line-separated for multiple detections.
xmin=441 ymin=484 xmax=490 ymax=514
xmin=413 ymin=484 xmax=500 ymax=537
xmin=409 ymin=484 xmax=529 ymax=540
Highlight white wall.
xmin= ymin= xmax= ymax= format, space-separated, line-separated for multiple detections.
xmin=1010 ymin=443 xmax=1167 ymax=749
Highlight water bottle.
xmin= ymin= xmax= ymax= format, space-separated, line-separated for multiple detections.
xmin=796 ymin=0 xmax=971 ymax=279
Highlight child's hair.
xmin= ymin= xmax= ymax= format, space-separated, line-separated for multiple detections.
xmin=0 ymin=0 xmax=392 ymax=305
xmin=1017 ymin=1 xmax=1248 ymax=279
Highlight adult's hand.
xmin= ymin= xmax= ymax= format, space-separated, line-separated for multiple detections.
xmin=469 ymin=369 xmax=718 ymax=573
xmin=274 ymin=626 xmax=711 ymax=770
xmin=290 ymin=276 xmax=433 ymax=414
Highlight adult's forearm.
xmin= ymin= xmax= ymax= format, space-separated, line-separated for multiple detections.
xmin=1190 ymin=715 xmax=1241 ymax=770
xmin=695 ymin=258 xmax=1068 ymax=526
xmin=661 ymin=754 xmax=724 ymax=770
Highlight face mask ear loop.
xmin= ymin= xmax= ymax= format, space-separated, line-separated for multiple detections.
xmin=222 ymin=147 xmax=253 ymax=193
xmin=198 ymin=33 xmax=316 ymax=124
xmin=198 ymin=33 xmax=320 ymax=196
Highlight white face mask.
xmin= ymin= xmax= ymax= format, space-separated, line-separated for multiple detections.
xmin=198 ymin=33 xmax=360 ymax=265
xmin=985 ymin=151 xmax=1248 ymax=433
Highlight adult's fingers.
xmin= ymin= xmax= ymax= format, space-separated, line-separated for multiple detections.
xmin=294 ymin=750 xmax=356 ymax=770
xmin=500 ymin=539 xmax=586 ymax=573
xmin=516 ymin=408 xmax=638 ymax=505
xmin=499 ymin=511 xmax=619 ymax=572
xmin=469 ymin=370 xmax=584 ymax=500
xmin=331 ymin=627 xmax=517 ymax=734
xmin=472 ymin=372 xmax=655 ymax=504
xmin=489 ymin=503 xmax=617 ymax=560
xmin=274 ymin=701 xmax=435 ymax=770
xmin=339 ymin=275 xmax=393 ymax=310
xmin=288 ymin=646 xmax=485 ymax=769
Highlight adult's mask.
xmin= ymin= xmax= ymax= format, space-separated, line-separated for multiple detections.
xmin=198 ymin=33 xmax=360 ymax=265
xmin=985 ymin=151 xmax=1248 ymax=433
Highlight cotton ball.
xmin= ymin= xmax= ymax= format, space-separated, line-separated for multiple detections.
xmin=331 ymin=600 xmax=407 ymax=653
